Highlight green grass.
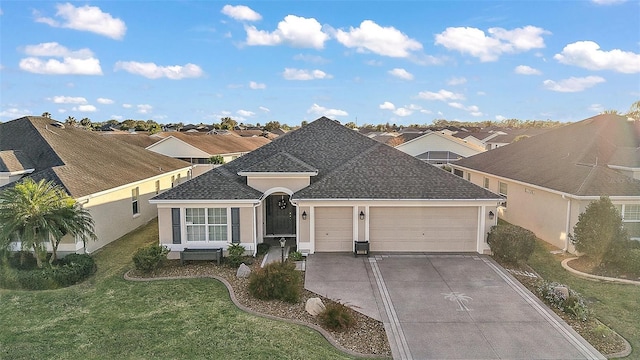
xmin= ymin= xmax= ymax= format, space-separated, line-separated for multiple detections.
xmin=0 ymin=220 xmax=373 ymax=360
xmin=527 ymin=241 xmax=639 ymax=358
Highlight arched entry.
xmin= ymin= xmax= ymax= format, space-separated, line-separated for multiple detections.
xmin=265 ymin=193 xmax=295 ymax=235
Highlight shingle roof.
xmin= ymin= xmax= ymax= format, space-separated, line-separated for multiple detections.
xmin=241 ymin=152 xmax=317 ymax=173
xmin=150 ymin=131 xmax=271 ymax=155
xmin=0 ymin=117 xmax=190 ymax=198
xmin=0 ymin=150 xmax=35 ymax=172
xmin=454 ymin=114 xmax=640 ymax=197
xmin=154 ymin=117 xmax=502 ymax=201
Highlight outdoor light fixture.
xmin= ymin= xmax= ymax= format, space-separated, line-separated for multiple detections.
xmin=302 ymin=211 xmax=307 ymax=220
xmin=488 ymin=211 xmax=495 ymax=220
xmin=359 ymin=211 xmax=365 ymax=220
xmin=280 ymin=237 xmax=287 ymax=263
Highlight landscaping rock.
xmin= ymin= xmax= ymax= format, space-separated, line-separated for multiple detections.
xmin=305 ymin=297 xmax=325 ymax=316
xmin=554 ymin=285 xmax=569 ymax=299
xmin=236 ymin=263 xmax=251 ymax=278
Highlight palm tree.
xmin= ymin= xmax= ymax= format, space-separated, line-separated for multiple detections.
xmin=65 ymin=116 xmax=77 ymax=126
xmin=41 ymin=112 xmax=52 ymax=119
xmin=0 ymin=179 xmax=97 ymax=267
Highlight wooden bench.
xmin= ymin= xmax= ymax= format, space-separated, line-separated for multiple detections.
xmin=180 ymin=248 xmax=223 ymax=265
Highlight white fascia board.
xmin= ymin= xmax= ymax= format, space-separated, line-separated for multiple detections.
xmin=292 ymin=198 xmax=502 ymax=207
xmin=0 ymin=168 xmax=35 ymax=176
xmin=151 ymin=199 xmax=260 ymax=205
xmin=451 ymin=164 xmax=640 ymax=201
xmin=146 ymin=136 xmax=210 ymax=158
xmin=608 ymin=164 xmax=640 ymax=172
xmin=237 ymin=172 xmax=318 ymax=177
xmin=76 ymin=166 xmax=191 ymax=202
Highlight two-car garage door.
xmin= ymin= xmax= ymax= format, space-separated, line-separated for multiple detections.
xmin=369 ymin=207 xmax=477 ymax=252
xmin=313 ymin=206 xmax=479 ymax=252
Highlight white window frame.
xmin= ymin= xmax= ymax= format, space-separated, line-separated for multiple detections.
xmin=132 ymin=187 xmax=140 ymax=216
xmin=484 ymin=177 xmax=489 ymax=189
xmin=155 ymin=180 xmax=160 ymax=195
xmin=617 ymin=204 xmax=640 ymax=240
xmin=184 ymin=208 xmax=230 ymax=243
xmin=498 ymin=182 xmax=508 ymax=208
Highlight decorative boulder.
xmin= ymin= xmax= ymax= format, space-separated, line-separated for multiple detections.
xmin=236 ymin=263 xmax=251 ymax=278
xmin=305 ymin=297 xmax=326 ymax=316
xmin=553 ymin=285 xmax=569 ymax=299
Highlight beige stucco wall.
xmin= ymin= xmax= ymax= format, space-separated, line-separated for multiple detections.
xmin=396 ymin=133 xmax=484 ymax=158
xmin=247 ymin=176 xmax=311 ymax=193
xmin=148 ymin=137 xmax=210 ymax=158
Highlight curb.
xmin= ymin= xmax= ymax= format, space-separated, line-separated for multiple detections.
xmin=561 ymin=257 xmax=640 ymax=286
xmin=124 ymin=270 xmax=390 ymax=359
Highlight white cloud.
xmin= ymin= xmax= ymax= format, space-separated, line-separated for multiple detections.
xmin=591 ymin=0 xmax=626 ymax=4
xmin=221 ymin=5 xmax=261 ymax=21
xmin=588 ymin=104 xmax=605 ymax=112
xmin=245 ymin=15 xmax=328 ymax=49
xmin=514 ymin=65 xmax=542 ymax=75
xmin=97 ymin=97 xmax=114 ymax=104
xmin=365 ymin=59 xmax=383 ymax=66
xmin=110 ymin=115 xmax=123 ymax=120
xmin=49 ymin=96 xmax=86 ymax=104
xmin=379 ymin=101 xmax=396 ymax=110
xmin=282 ymin=68 xmax=332 ymax=80
xmin=554 ymin=41 xmax=640 ymax=73
xmin=137 ymin=104 xmax=152 ymax=114
xmin=435 ymin=25 xmax=550 ymax=62
xmin=259 ymin=106 xmax=270 ymax=112
xmin=293 ymin=54 xmax=329 ymax=64
xmin=388 ymin=68 xmax=414 ymax=80
xmin=447 ymin=102 xmax=483 ymax=116
xmin=114 ymin=61 xmax=204 ymax=79
xmin=447 ymin=77 xmax=467 ymax=85
xmin=237 ymin=110 xmax=255 ymax=117
xmin=0 ymin=108 xmax=31 ymax=118
xmin=393 ymin=108 xmax=413 ymax=117
xmin=307 ymin=103 xmax=348 ymax=118
xmin=72 ymin=104 xmax=97 ymax=112
xmin=418 ymin=89 xmax=465 ymax=101
xmin=448 ymin=102 xmax=464 ymax=109
xmin=249 ymin=81 xmax=266 ymax=89
xmin=34 ymin=3 xmax=126 ymax=40
xmin=495 ymin=115 xmax=506 ymax=121
xmin=334 ymin=20 xmax=422 ymax=58
xmin=122 ymin=103 xmax=132 ymax=108
xmin=420 ymin=109 xmax=432 ymax=114
xmin=543 ymin=76 xmax=605 ymax=92
xmin=23 ymin=42 xmax=93 ymax=58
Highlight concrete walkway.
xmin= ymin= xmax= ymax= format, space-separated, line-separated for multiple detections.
xmin=305 ymin=253 xmax=605 ymax=360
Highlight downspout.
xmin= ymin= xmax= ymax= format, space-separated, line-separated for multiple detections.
xmin=562 ymin=194 xmax=571 ymax=252
xmin=252 ymin=201 xmax=260 ymax=256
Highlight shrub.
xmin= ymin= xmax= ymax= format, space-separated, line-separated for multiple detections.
xmin=487 ymin=224 xmax=536 ymax=265
xmin=0 ymin=253 xmax=95 ymax=290
xmin=7 ymin=251 xmax=38 ymax=270
xmin=535 ymin=281 xmax=590 ymax=321
xmin=318 ymin=302 xmax=357 ymax=331
xmin=605 ymin=248 xmax=640 ymax=276
xmin=289 ymin=251 xmax=303 ymax=261
xmin=133 ymin=244 xmax=169 ymax=273
xmin=248 ymin=261 xmax=301 ymax=303
xmin=256 ymin=243 xmax=271 ymax=256
xmin=226 ymin=243 xmax=246 ymax=268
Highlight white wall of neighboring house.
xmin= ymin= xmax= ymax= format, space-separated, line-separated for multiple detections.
xmin=146 ymin=137 xmax=210 ymax=159
xmin=396 ymin=132 xmax=484 ymax=158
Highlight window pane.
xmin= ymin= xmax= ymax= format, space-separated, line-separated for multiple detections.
xmin=208 ymin=225 xmax=228 ymax=241
xmin=499 ymin=182 xmax=508 ymax=196
xmin=623 ymin=222 xmax=640 ymax=239
xmin=186 ymin=225 xmax=206 ymax=241
xmin=484 ymin=177 xmax=489 ymax=188
xmin=208 ymin=208 xmax=227 ymax=225
xmin=624 ymin=205 xmax=640 ymax=221
xmin=186 ymin=208 xmax=205 ymax=224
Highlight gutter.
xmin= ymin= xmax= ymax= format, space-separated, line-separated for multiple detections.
xmin=562 ymin=194 xmax=571 ymax=252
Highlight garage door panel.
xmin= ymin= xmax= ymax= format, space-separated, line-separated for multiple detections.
xmin=370 ymin=207 xmax=477 ymax=252
xmin=315 ymin=207 xmax=353 ymax=252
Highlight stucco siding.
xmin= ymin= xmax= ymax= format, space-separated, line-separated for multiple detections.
xmin=247 ymin=176 xmax=311 ymax=193
xmin=396 ymin=133 xmax=483 ymax=158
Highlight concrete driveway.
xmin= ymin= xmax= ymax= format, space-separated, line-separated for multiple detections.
xmin=305 ymin=253 xmax=604 ymax=360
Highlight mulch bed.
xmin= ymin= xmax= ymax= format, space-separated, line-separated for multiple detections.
xmin=127 ymin=257 xmax=391 ymax=358
xmin=568 ymin=256 xmax=640 ymax=282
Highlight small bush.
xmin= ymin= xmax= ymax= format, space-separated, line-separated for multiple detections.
xmin=248 ymin=261 xmax=301 ymax=303
xmin=256 ymin=243 xmax=271 ymax=256
xmin=133 ymin=244 xmax=169 ymax=272
xmin=0 ymin=253 xmax=96 ymax=290
xmin=226 ymin=243 xmax=246 ymax=268
xmin=535 ymin=281 xmax=590 ymax=321
xmin=318 ymin=302 xmax=357 ymax=331
xmin=7 ymin=251 xmax=38 ymax=270
xmin=605 ymin=248 xmax=640 ymax=276
xmin=289 ymin=251 xmax=303 ymax=261
xmin=487 ymin=224 xmax=536 ymax=265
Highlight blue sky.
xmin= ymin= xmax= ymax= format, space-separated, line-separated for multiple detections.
xmin=1 ymin=1 xmax=639 ymax=126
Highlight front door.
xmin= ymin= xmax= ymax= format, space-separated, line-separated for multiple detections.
xmin=266 ymin=194 xmax=296 ymax=235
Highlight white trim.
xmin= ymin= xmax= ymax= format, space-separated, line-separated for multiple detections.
xmin=608 ymin=164 xmax=640 ymax=172
xmin=352 ymin=206 xmax=358 ymax=247
xmin=77 ymin=166 xmax=191 ymax=202
xmin=364 ymin=205 xmax=370 ymax=241
xmin=451 ymin=164 xmax=640 ymax=201
xmin=0 ymin=168 xmax=35 ymax=176
xmin=478 ymin=206 xmax=485 ymax=253
xmin=309 ymin=206 xmax=315 ymax=254
xmin=146 ymin=136 xmax=210 ymax=158
xmin=151 ymin=199 xmax=260 ymax=205
xmin=260 ymin=187 xmax=294 ymax=198
xmin=238 ymin=172 xmax=318 ymax=177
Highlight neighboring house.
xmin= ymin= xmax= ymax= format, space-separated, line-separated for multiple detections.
xmin=451 ymin=114 xmax=640 ymax=252
xmin=452 ymin=131 xmax=503 ymax=149
xmin=150 ymin=117 xmax=502 ymax=258
xmin=395 ymin=131 xmax=486 ymax=165
xmin=484 ymin=128 xmax=552 ymax=150
xmin=0 ymin=116 xmax=191 ymax=254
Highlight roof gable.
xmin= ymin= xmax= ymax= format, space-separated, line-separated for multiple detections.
xmin=240 ymin=152 xmax=318 ymax=174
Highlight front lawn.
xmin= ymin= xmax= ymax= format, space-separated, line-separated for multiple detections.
xmin=527 ymin=241 xmax=639 ymax=359
xmin=0 ymin=220 xmax=371 ymax=360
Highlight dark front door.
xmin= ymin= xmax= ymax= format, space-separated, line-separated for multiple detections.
xmin=266 ymin=194 xmax=295 ymax=235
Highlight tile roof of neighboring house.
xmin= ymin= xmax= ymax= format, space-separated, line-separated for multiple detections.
xmin=241 ymin=152 xmax=318 ymax=173
xmin=154 ymin=117 xmax=502 ymax=201
xmin=151 ymin=131 xmax=271 ymax=155
xmin=0 ymin=117 xmax=190 ymax=198
xmin=454 ymin=114 xmax=640 ymax=197
xmin=0 ymin=150 xmax=35 ymax=172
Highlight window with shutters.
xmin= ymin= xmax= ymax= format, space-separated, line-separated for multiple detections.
xmin=185 ymin=208 xmax=228 ymax=242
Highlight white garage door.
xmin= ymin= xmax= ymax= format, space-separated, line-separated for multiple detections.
xmin=369 ymin=207 xmax=478 ymax=252
xmin=315 ymin=207 xmax=353 ymax=252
